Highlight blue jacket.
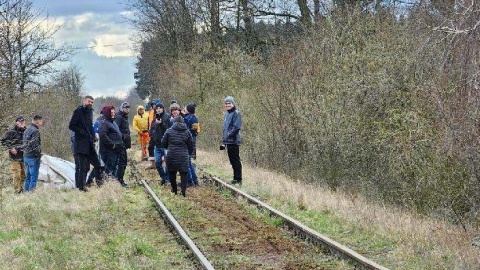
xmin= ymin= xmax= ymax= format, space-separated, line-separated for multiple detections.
xmin=184 ymin=113 xmax=199 ymax=137
xmin=222 ymin=107 xmax=242 ymax=145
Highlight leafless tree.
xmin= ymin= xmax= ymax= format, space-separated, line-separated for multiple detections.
xmin=51 ymin=64 xmax=85 ymax=96
xmin=0 ymin=0 xmax=71 ymax=99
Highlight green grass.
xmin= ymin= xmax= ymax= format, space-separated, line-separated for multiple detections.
xmin=0 ymin=184 xmax=196 ymax=270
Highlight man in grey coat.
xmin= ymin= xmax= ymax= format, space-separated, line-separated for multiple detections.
xmin=221 ymin=96 xmax=243 ymax=185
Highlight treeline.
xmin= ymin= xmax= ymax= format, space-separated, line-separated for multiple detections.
xmin=131 ymin=1 xmax=478 ymax=224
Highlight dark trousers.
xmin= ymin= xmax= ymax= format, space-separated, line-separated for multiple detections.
xmin=168 ymin=171 xmax=187 ymax=194
xmin=116 ymin=148 xmax=127 ymax=183
xmin=75 ymin=152 xmax=103 ymax=189
xmin=101 ymin=151 xmax=120 ymax=179
xmin=227 ymin=144 xmax=242 ymax=181
xmin=148 ymin=140 xmax=155 ymax=158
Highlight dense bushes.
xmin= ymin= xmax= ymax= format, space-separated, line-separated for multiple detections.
xmin=144 ymin=7 xmax=480 ymax=224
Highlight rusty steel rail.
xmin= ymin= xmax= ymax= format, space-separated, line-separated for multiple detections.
xmin=139 ymin=179 xmax=215 ymax=270
xmin=207 ymin=176 xmax=389 ymax=270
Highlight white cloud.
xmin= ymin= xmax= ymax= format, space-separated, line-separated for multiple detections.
xmin=52 ymin=12 xmax=136 ymax=57
xmin=88 ymin=34 xmax=134 ymax=58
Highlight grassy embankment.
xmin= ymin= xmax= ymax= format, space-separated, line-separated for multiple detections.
xmin=196 ymin=149 xmax=480 ymax=270
xmin=0 ymin=164 xmax=195 ymax=269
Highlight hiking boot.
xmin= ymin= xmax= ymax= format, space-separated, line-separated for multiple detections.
xmin=121 ymin=182 xmax=130 ymax=188
xmin=79 ymin=187 xmax=89 ymax=192
xmin=160 ymin=180 xmax=170 ymax=185
xmin=230 ymin=180 xmax=242 ymax=186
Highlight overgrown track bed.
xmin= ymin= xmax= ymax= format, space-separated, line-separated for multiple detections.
xmin=131 ymin=161 xmax=362 ymax=269
xmin=205 ymin=175 xmax=388 ymax=270
xmin=140 ymin=179 xmax=214 ymax=270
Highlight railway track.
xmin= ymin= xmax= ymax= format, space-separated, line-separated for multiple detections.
xmin=129 ymin=160 xmax=388 ymax=269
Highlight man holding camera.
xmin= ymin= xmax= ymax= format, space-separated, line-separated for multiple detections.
xmin=114 ymin=102 xmax=131 ymax=188
xmin=150 ymin=102 xmax=170 ymax=184
xmin=221 ymin=96 xmax=243 ymax=185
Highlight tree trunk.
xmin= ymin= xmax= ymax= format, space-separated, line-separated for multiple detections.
xmin=210 ymin=0 xmax=221 ymax=50
xmin=297 ymin=0 xmax=312 ymax=28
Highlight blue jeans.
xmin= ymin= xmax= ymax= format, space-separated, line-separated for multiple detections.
xmin=188 ymin=158 xmax=198 ymax=185
xmin=24 ymin=157 xmax=40 ymax=191
xmin=154 ymin=146 xmax=169 ymax=182
xmin=101 ymin=152 xmax=120 ymax=179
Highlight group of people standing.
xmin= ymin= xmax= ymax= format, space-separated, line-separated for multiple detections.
xmin=68 ymin=96 xmax=202 ymax=197
xmin=1 ymin=94 xmax=243 ymax=196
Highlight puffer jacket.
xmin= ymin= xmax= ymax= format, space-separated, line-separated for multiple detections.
xmin=161 ymin=122 xmax=193 ymax=172
xmin=99 ymin=106 xmax=123 ymax=153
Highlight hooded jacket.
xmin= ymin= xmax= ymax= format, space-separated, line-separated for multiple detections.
xmin=98 ymin=106 xmax=123 ymax=153
xmin=133 ymin=105 xmax=149 ymax=133
xmin=161 ymin=122 xmax=193 ymax=172
xmin=1 ymin=124 xmax=25 ymax=161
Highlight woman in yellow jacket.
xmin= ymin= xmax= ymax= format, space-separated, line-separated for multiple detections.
xmin=133 ymin=105 xmax=150 ymax=159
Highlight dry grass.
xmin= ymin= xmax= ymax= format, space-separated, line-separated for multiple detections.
xmin=0 ymin=180 xmax=196 ymax=269
xmin=196 ymin=149 xmax=480 ymax=269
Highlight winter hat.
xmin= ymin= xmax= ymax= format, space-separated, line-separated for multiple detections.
xmin=170 ymin=99 xmax=177 ymax=105
xmin=186 ymin=103 xmax=196 ymax=114
xmin=120 ymin=102 xmax=130 ymax=110
xmin=156 ymin=102 xmax=165 ymax=109
xmin=102 ymin=105 xmax=115 ymax=119
xmin=170 ymin=103 xmax=180 ymax=112
xmin=224 ymin=96 xmax=235 ymax=104
xmin=15 ymin=116 xmax=25 ymax=122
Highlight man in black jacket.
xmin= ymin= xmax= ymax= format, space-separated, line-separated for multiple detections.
xmin=1 ymin=116 xmax=26 ymax=193
xmin=69 ymin=95 xmax=103 ymax=192
xmin=114 ymin=102 xmax=131 ymax=188
xmin=151 ymin=102 xmax=170 ymax=185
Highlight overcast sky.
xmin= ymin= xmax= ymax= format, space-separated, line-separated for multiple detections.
xmin=33 ymin=0 xmax=137 ymax=98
